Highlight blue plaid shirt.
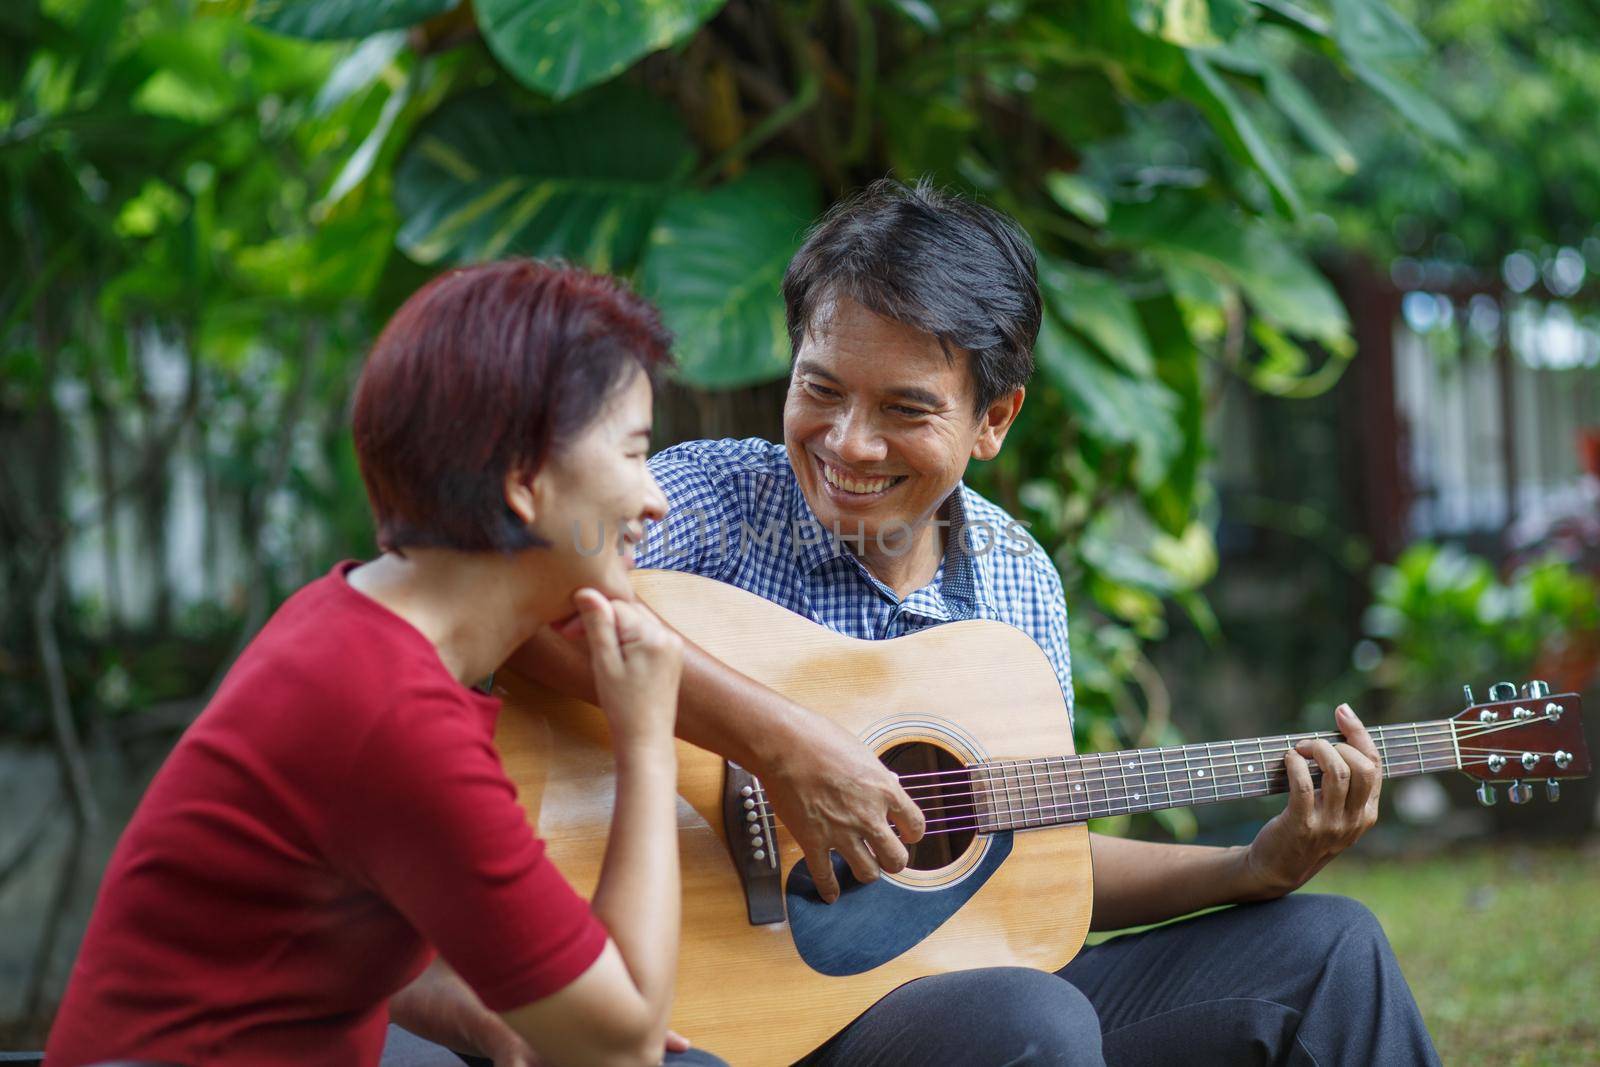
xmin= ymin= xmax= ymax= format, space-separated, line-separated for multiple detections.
xmin=637 ymin=438 xmax=1074 ymax=723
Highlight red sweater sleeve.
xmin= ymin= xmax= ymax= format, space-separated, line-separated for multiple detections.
xmin=330 ymin=684 xmax=608 ymax=1012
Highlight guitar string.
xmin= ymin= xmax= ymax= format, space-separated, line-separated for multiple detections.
xmin=885 ymin=722 xmax=1477 ymax=805
xmin=911 ymin=753 xmax=1537 ymax=835
xmin=755 ymin=742 xmax=1465 ymax=831
xmin=885 ymin=716 xmax=1566 ymax=805
xmin=891 ymin=728 xmax=1463 ymax=802
xmin=885 ymin=713 xmax=1560 ymax=791
xmin=749 ymin=721 xmax=1554 ymax=822
xmin=746 ymin=753 xmax=1535 ymax=842
xmin=742 ymin=718 xmax=1565 ymax=840
xmin=884 ymin=739 xmax=1570 ymax=810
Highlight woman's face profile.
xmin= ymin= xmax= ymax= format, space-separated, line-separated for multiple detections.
xmin=528 ymin=367 xmax=668 ymax=601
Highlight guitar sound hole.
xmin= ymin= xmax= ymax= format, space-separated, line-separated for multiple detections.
xmin=880 ymin=742 xmax=977 ymax=871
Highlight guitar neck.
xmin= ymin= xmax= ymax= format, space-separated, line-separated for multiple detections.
xmin=969 ymin=721 xmax=1460 ymax=831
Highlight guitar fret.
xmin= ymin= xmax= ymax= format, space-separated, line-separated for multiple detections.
xmin=1132 ymin=751 xmax=1145 ymax=819
xmin=1003 ymin=761 xmax=1022 ymax=829
xmin=969 ymin=714 xmax=1489 ymax=835
xmin=1088 ymin=752 xmax=1107 ymax=820
xmin=1024 ymin=757 xmax=1044 ymax=827
xmin=1114 ymin=751 xmax=1132 ymax=816
xmin=1070 ymin=757 xmax=1087 ymax=822
xmin=1045 ymin=756 xmax=1065 ymax=826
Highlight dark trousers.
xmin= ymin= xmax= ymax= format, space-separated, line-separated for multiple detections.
xmin=796 ymin=894 xmax=1441 ymax=1066
xmin=379 ymin=1026 xmax=728 ymax=1066
xmin=386 ymin=895 xmax=1436 ymax=1066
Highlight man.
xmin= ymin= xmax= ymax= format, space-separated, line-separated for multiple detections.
xmin=526 ymin=180 xmax=1439 ymax=1066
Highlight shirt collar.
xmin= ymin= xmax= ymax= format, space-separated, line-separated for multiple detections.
xmin=786 ymin=475 xmax=986 ymax=619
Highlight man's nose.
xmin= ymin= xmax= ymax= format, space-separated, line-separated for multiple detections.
xmin=826 ymin=407 xmax=888 ymax=465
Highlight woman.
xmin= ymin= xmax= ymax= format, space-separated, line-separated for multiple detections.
xmin=47 ymin=261 xmax=719 ymax=1066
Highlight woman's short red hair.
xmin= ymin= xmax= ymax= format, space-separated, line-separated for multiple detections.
xmin=352 ymin=259 xmax=672 ymax=553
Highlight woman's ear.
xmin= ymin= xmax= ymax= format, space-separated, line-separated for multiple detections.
xmin=971 ymin=386 xmax=1025 ymax=461
xmin=504 ymin=468 xmax=538 ymax=527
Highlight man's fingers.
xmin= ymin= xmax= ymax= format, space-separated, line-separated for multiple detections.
xmin=1335 ymin=703 xmax=1382 ymax=764
xmin=1283 ymin=746 xmax=1316 ymax=822
xmin=803 ymin=842 xmax=840 ymax=904
xmin=838 ymin=837 xmax=882 ymax=886
xmin=864 ymin=821 xmax=910 ymax=875
xmin=887 ymin=784 xmax=927 ymax=844
xmin=664 ymin=1030 xmax=691 ymax=1053
xmin=1335 ymin=743 xmax=1380 ymax=818
xmin=1298 ymin=738 xmax=1350 ymax=813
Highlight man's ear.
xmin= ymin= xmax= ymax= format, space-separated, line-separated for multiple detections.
xmin=504 ymin=468 xmax=539 ymax=528
xmin=971 ymin=387 xmax=1025 ymax=461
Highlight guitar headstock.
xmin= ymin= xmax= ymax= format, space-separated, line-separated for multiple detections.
xmin=1453 ymin=680 xmax=1590 ymax=805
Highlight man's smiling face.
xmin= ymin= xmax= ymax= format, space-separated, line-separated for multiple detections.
xmin=783 ymin=294 xmax=1013 ymax=550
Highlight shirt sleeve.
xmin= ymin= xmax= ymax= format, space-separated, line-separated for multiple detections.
xmin=331 ymin=689 xmax=609 ymax=1012
xmin=1040 ymin=585 xmax=1076 ymax=727
xmin=637 ymin=442 xmax=745 ymax=582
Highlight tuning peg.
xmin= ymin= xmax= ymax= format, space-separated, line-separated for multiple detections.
xmin=1488 ymin=682 xmax=1518 ymax=701
xmin=1545 ymin=778 xmax=1561 ymax=802
xmin=1508 ymin=780 xmax=1532 ymax=804
xmin=1521 ymin=680 xmax=1550 ymax=699
xmin=1462 ymin=684 xmax=1475 ymax=707
xmin=1476 ymin=782 xmax=1497 ymax=806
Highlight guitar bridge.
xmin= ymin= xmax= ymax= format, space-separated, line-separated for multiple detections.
xmin=721 ymin=761 xmax=784 ymax=925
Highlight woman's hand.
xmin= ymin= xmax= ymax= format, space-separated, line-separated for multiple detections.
xmin=571 ymin=588 xmax=682 ymax=749
xmin=1244 ymin=703 xmax=1383 ymax=897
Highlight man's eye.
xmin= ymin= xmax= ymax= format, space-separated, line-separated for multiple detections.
xmin=892 ymin=405 xmax=927 ymax=417
xmin=806 ymin=382 xmax=839 ymax=399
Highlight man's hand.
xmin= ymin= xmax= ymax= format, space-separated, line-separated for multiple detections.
xmin=1244 ymin=703 xmax=1382 ymax=897
xmin=757 ymin=715 xmax=926 ymax=903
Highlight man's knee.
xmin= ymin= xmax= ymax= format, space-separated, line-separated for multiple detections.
xmin=1275 ymin=893 xmax=1387 ymax=950
xmin=958 ymin=968 xmax=1102 ymax=1064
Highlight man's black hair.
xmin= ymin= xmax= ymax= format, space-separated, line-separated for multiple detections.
xmin=781 ymin=178 xmax=1041 ymax=413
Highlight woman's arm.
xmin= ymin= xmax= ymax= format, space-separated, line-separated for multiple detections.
xmin=498 ymin=592 xmax=683 ymax=1067
xmin=391 ymin=958 xmax=535 ymax=1065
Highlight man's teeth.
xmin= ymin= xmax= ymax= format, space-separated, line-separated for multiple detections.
xmin=822 ymin=462 xmax=897 ymax=494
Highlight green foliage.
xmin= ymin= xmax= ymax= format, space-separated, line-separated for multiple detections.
xmin=252 ymin=0 xmax=458 ymax=40
xmin=476 ymin=0 xmax=726 ymax=99
xmin=1363 ymin=543 xmax=1600 ymax=701
xmin=2 ymin=0 xmax=1468 ymax=752
xmin=637 ymin=163 xmax=820 ymax=387
xmin=393 ymin=84 xmax=695 ymax=270
xmin=1301 ymin=0 xmax=1600 ymax=277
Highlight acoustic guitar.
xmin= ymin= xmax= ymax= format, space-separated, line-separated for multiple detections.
xmin=493 ymin=570 xmax=1591 ymax=1065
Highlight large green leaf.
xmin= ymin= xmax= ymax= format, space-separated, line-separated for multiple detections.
xmin=1035 ymin=310 xmax=1180 ymax=490
xmin=253 ymin=0 xmax=458 ymax=40
xmin=1040 ymin=261 xmax=1155 ymax=378
xmin=1329 ymin=0 xmax=1426 ymax=63
xmin=1185 ymin=51 xmax=1301 ymax=217
xmin=393 ymin=86 xmax=694 ymax=271
xmin=476 ymin=0 xmax=727 ymax=100
xmin=637 ymin=164 xmax=820 ymax=389
xmin=1347 ymin=58 xmax=1465 ymax=151
xmin=1108 ymin=196 xmax=1349 ymax=345
xmin=1129 ymin=0 xmax=1253 ymax=48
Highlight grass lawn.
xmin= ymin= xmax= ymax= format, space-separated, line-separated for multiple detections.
xmin=1305 ymin=843 xmax=1600 ymax=1066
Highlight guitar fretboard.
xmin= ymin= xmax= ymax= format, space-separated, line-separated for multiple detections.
xmin=964 ymin=721 xmax=1460 ymax=831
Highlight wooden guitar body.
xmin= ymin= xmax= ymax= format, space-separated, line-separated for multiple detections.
xmin=494 ymin=570 xmax=1090 ymax=1065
